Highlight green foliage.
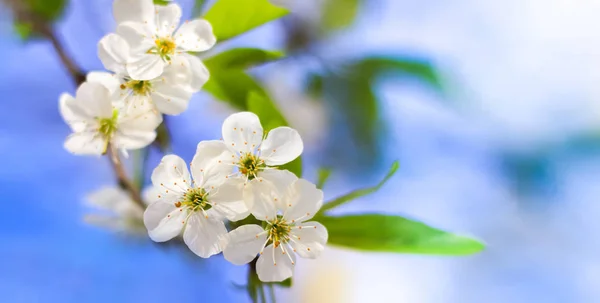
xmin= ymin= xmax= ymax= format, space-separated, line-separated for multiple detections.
xmin=322 ymin=0 xmax=361 ymax=31
xmin=315 ymin=56 xmax=442 ymax=168
xmin=13 ymin=22 xmax=35 ymax=41
xmin=203 ymin=48 xmax=284 ymax=110
xmin=320 ymin=214 xmax=485 ymax=255
xmin=153 ymin=0 xmax=171 ymax=5
xmin=318 ymin=161 xmax=399 ymax=213
xmin=204 ymin=0 xmax=289 ymax=41
xmin=206 ymin=48 xmax=284 ymax=70
xmin=316 ymin=167 xmax=332 ymax=189
xmin=26 ymin=0 xmax=68 ymax=21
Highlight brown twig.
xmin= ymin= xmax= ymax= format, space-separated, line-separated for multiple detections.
xmin=44 ymin=28 xmax=86 ymax=85
xmin=107 ymin=144 xmax=146 ymax=209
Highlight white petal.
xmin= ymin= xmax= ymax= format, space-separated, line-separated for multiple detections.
xmin=97 ymin=33 xmax=129 ymax=74
xmin=181 ymin=54 xmax=209 ymax=92
xmin=118 ymin=100 xmax=163 ymax=130
xmin=145 ymin=202 xmax=186 ymax=242
xmin=183 ymin=213 xmax=227 ymax=258
xmin=86 ymin=187 xmax=142 ymax=219
xmin=126 ymin=54 xmax=165 ymax=81
xmin=222 ymin=112 xmax=264 ymax=154
xmin=289 ymin=221 xmax=328 ymax=258
xmin=256 ymin=244 xmax=296 ymax=282
xmin=175 ymin=19 xmax=216 ymax=52
xmin=116 ymin=22 xmax=156 ymax=53
xmin=74 ymin=82 xmax=114 ymax=118
xmin=152 ymin=85 xmax=192 ymax=115
xmin=151 ymin=154 xmax=192 ymax=197
xmin=155 ymin=3 xmax=182 ymax=36
xmin=282 ymin=179 xmax=323 ymax=223
xmin=190 ymin=140 xmax=236 ymax=188
xmin=209 ymin=177 xmax=249 ymax=221
xmin=59 ymin=93 xmax=87 ymax=132
xmin=141 ymin=186 xmax=161 ymax=206
xmin=244 ymin=178 xmax=278 ymax=221
xmin=64 ymin=132 xmax=106 ymax=155
xmin=223 ymin=224 xmax=267 ymax=265
xmin=260 ymin=127 xmax=303 ymax=166
xmin=257 ymin=169 xmax=298 ymax=209
xmin=113 ymin=0 xmax=154 ymax=24
xmin=86 ymin=71 xmax=122 ymax=94
xmin=112 ymin=129 xmax=156 ymax=150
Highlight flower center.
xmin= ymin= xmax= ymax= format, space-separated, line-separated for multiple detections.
xmin=267 ymin=216 xmax=292 ymax=248
xmin=238 ymin=153 xmax=265 ymax=180
xmin=121 ymin=80 xmax=152 ymax=95
xmin=97 ymin=109 xmax=119 ymax=138
xmin=177 ymin=188 xmax=211 ymax=212
xmin=154 ymin=37 xmax=177 ymax=60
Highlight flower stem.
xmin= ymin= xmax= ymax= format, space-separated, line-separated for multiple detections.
xmin=44 ymin=28 xmax=86 ymax=85
xmin=107 ymin=144 xmax=146 ymax=209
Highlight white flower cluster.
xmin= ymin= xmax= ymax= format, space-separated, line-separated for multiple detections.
xmin=60 ymin=0 xmax=215 ymax=155
xmin=145 ymin=112 xmax=328 ymax=282
xmin=60 ymin=0 xmax=328 ymax=282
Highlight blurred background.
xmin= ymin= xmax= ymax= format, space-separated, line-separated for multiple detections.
xmin=1 ymin=0 xmax=598 ymax=302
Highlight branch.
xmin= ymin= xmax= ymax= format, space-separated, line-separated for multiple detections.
xmin=107 ymin=144 xmax=146 ymax=209
xmin=44 ymin=28 xmax=86 ymax=85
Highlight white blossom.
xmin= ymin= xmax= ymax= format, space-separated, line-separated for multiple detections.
xmin=223 ymin=174 xmax=328 ymax=282
xmin=96 ymin=33 xmax=194 ymax=115
xmin=192 ymin=111 xmax=303 ymax=202
xmin=143 ymin=145 xmax=249 ymax=258
xmin=84 ymin=186 xmax=155 ymax=233
xmin=111 ymin=0 xmax=215 ymax=87
xmin=59 ymin=81 xmax=162 ymax=155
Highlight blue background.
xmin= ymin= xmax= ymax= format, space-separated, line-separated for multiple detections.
xmin=1 ymin=0 xmax=599 ymax=302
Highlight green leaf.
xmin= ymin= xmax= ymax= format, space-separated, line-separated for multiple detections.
xmin=205 ymin=48 xmax=285 ymax=70
xmin=279 ymin=157 xmax=302 ymax=178
xmin=270 ymin=278 xmax=292 ymax=288
xmin=320 ymin=214 xmax=485 ymax=255
xmin=204 ymin=0 xmax=289 ymax=41
xmin=316 ymin=167 xmax=332 ymax=189
xmin=13 ymin=22 xmax=35 ymax=41
xmin=203 ymin=48 xmax=284 ymax=110
xmin=153 ymin=0 xmax=171 ymax=5
xmin=26 ymin=0 xmax=68 ymax=21
xmin=322 ymin=0 xmax=361 ymax=31
xmin=319 ymin=161 xmax=399 ymax=213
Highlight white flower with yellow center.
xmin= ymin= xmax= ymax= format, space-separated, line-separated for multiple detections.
xmin=223 ymin=173 xmax=328 ymax=282
xmin=194 ymin=112 xmax=303 ymax=197
xmin=59 ymin=82 xmax=162 ymax=155
xmin=143 ymin=143 xmax=250 ymax=258
xmin=96 ymin=33 xmax=194 ymax=115
xmin=111 ymin=0 xmax=215 ymax=86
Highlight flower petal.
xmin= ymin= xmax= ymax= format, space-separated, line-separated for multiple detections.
xmin=181 ymin=54 xmax=209 ymax=92
xmin=64 ymin=132 xmax=106 ymax=155
xmin=244 ymin=178 xmax=278 ymax=221
xmin=256 ymin=244 xmax=296 ymax=282
xmin=98 ymin=33 xmax=129 ymax=74
xmin=155 ymin=3 xmax=182 ymax=36
xmin=117 ymin=22 xmax=155 ymax=51
xmin=75 ymin=82 xmax=113 ymax=118
xmin=222 ymin=112 xmax=264 ymax=154
xmin=209 ymin=177 xmax=249 ymax=221
xmin=126 ymin=54 xmax=165 ymax=81
xmin=257 ymin=169 xmax=298 ymax=209
xmin=289 ymin=221 xmax=327 ymax=259
xmin=86 ymin=71 xmax=122 ymax=95
xmin=59 ymin=93 xmax=88 ymax=132
xmin=282 ymin=179 xmax=323 ymax=223
xmin=113 ymin=0 xmax=154 ymax=24
xmin=112 ymin=128 xmax=156 ymax=150
xmin=86 ymin=187 xmax=143 ymax=219
xmin=190 ymin=140 xmax=236 ymax=188
xmin=145 ymin=202 xmax=186 ymax=242
xmin=260 ymin=127 xmax=303 ymax=166
xmin=175 ymin=19 xmax=216 ymax=52
xmin=223 ymin=224 xmax=267 ymax=265
xmin=183 ymin=213 xmax=227 ymax=258
xmin=151 ymin=154 xmax=192 ymax=198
